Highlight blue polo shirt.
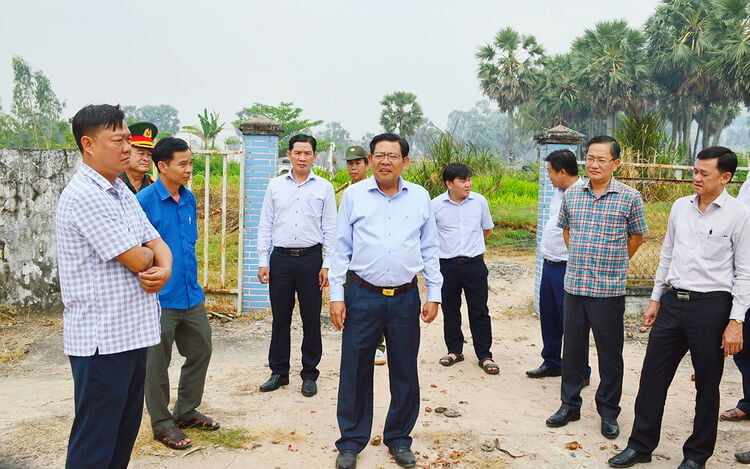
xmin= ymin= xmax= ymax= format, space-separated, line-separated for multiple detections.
xmin=137 ymin=178 xmax=204 ymax=309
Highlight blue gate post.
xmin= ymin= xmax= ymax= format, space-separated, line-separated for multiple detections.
xmin=238 ymin=116 xmax=284 ymax=312
xmin=532 ymin=125 xmax=586 ymax=314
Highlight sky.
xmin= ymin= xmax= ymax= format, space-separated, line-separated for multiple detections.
xmin=1 ymin=0 xmax=662 ymax=142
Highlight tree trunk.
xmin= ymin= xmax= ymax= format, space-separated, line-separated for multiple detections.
xmin=507 ymin=110 xmax=515 ymax=161
xmin=711 ymin=103 xmax=731 ymax=147
xmin=606 ymin=112 xmax=615 ymax=137
xmin=683 ymin=98 xmax=693 ymax=163
xmin=670 ymin=102 xmax=679 ymax=146
xmin=701 ymin=103 xmax=711 ymax=151
xmin=693 ymin=126 xmax=700 ymax=159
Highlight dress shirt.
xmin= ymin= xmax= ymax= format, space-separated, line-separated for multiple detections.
xmin=650 ymin=191 xmax=750 ymax=320
xmin=137 ymin=179 xmax=204 ymax=309
xmin=738 ymin=179 xmax=750 ymax=206
xmin=56 ymin=163 xmax=161 ymax=356
xmin=558 ymin=178 xmax=648 ymax=297
xmin=330 ymin=176 xmax=443 ymax=303
xmin=257 ymin=172 xmax=337 ymax=268
xmin=431 ymin=191 xmax=494 ymax=258
xmin=539 ymin=177 xmax=583 ymax=262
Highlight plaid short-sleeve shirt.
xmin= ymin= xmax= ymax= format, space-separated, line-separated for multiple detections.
xmin=557 ymin=178 xmax=648 ymax=297
xmin=56 ymin=163 xmax=162 ymax=356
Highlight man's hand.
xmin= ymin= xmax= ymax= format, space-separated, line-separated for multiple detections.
xmin=257 ymin=267 xmax=269 ymax=284
xmin=421 ymin=301 xmax=439 ymax=323
xmin=319 ymin=268 xmax=329 ymax=289
xmin=643 ymin=300 xmax=660 ymax=326
xmin=139 ymin=266 xmax=171 ymax=293
xmin=330 ymin=301 xmax=346 ymax=331
xmin=722 ymin=320 xmax=744 ymax=357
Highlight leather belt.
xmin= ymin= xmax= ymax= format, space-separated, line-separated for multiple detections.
xmin=668 ymin=287 xmax=730 ymax=302
xmin=544 ymin=258 xmax=567 ymax=265
xmin=350 ymin=272 xmax=417 ymax=297
xmin=273 ymin=244 xmax=321 ymax=257
xmin=442 ymin=254 xmax=484 ymax=264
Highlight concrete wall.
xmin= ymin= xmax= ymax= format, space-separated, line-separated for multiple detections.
xmin=0 ymin=148 xmax=79 ymax=311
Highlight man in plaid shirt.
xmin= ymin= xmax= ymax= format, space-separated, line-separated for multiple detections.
xmin=545 ymin=136 xmax=647 ymax=441
xmin=56 ymin=104 xmax=172 ymax=468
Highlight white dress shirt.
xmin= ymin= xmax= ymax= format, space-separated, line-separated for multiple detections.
xmin=431 ymin=191 xmax=494 ymax=258
xmin=651 ymin=191 xmax=750 ymax=320
xmin=330 ymin=176 xmax=443 ymax=303
xmin=257 ymin=171 xmax=337 ymax=268
xmin=539 ymin=177 xmax=583 ymax=262
xmin=737 ymin=179 xmax=750 ymax=206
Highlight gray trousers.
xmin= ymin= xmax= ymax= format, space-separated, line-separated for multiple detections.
xmin=145 ymin=301 xmax=212 ymax=434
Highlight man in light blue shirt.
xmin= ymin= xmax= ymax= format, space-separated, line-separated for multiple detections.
xmin=329 ymin=133 xmax=442 ymax=469
xmin=137 ymin=137 xmax=219 ymax=450
xmin=432 ymin=163 xmax=497 ymax=374
xmin=257 ymin=134 xmax=337 ymax=397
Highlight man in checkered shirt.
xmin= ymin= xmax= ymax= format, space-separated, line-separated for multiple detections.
xmin=545 ymin=136 xmax=647 ymax=442
xmin=56 ymin=104 xmax=173 ymax=469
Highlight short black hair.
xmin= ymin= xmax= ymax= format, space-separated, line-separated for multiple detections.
xmin=370 ymin=133 xmax=409 ymax=157
xmin=152 ymin=137 xmax=190 ymax=167
xmin=545 ymin=149 xmax=579 ymax=176
xmin=442 ymin=162 xmax=472 ymax=183
xmin=696 ymin=146 xmax=738 ymax=177
xmin=71 ymin=104 xmax=125 ymax=153
xmin=586 ymin=135 xmax=620 ymax=160
xmin=289 ymin=134 xmax=317 ymax=152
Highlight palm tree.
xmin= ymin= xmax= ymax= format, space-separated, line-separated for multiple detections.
xmin=182 ymin=109 xmax=225 ymax=150
xmin=476 ymin=27 xmax=545 ymax=159
xmin=570 ymin=20 xmax=651 ymax=137
xmin=379 ymin=91 xmax=424 ymax=139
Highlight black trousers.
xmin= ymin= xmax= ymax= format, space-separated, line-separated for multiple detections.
xmin=268 ymin=247 xmax=323 ymax=381
xmin=561 ymin=293 xmax=624 ymax=418
xmin=627 ymin=289 xmax=731 ymax=464
xmin=439 ymin=257 xmax=493 ymax=361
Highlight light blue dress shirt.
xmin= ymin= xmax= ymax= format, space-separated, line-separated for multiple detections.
xmin=431 ymin=191 xmax=494 ymax=259
xmin=330 ymin=176 xmax=443 ymax=303
xmin=257 ymin=172 xmax=337 ymax=268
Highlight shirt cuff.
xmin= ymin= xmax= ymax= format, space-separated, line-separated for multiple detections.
xmin=730 ymin=305 xmax=747 ymax=322
xmin=426 ymin=288 xmax=441 ymax=304
xmin=651 ymin=284 xmax=667 ymax=302
xmin=330 ymin=285 xmax=345 ymax=302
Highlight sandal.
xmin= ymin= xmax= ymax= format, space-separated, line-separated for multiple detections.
xmin=439 ymin=353 xmax=464 ymax=367
xmin=479 ymin=359 xmax=499 ymax=375
xmin=721 ymin=407 xmax=750 ymax=421
xmin=176 ymin=411 xmax=221 ymax=431
xmin=154 ymin=426 xmax=192 ymax=450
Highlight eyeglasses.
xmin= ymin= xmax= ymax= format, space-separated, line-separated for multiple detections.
xmin=372 ymin=152 xmax=403 ymax=161
xmin=585 ymin=157 xmax=615 ymax=165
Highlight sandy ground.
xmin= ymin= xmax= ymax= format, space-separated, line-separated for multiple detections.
xmin=2 ymin=254 xmax=750 ymax=469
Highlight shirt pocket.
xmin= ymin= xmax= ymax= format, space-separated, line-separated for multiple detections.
xmin=306 ymin=196 xmax=325 ymax=217
xmin=701 ymin=232 xmax=731 ymax=259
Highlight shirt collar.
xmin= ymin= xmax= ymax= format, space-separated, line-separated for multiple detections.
xmin=690 ymin=189 xmax=729 ymax=208
xmin=80 ymin=163 xmax=128 ymax=198
xmin=285 ymin=170 xmax=316 ymax=185
xmin=366 ymin=176 xmax=408 ymax=197
xmin=583 ymin=177 xmax=619 ymax=194
xmin=443 ymin=190 xmax=473 ymax=205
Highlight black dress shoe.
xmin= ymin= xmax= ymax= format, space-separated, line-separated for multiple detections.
xmin=259 ymin=373 xmax=289 ymax=392
xmin=526 ymin=364 xmax=562 ymax=378
xmin=677 ymin=460 xmax=704 ymax=469
xmin=388 ymin=445 xmax=416 ymax=468
xmin=607 ymin=447 xmax=652 ymax=468
xmin=737 ymin=450 xmax=750 ymax=464
xmin=545 ymin=406 xmax=580 ymax=427
xmin=336 ymin=450 xmax=357 ymax=469
xmin=301 ymin=379 xmax=317 ymax=397
xmin=601 ymin=416 xmax=619 ymax=439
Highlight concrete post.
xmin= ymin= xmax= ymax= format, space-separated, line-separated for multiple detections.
xmin=238 ymin=117 xmax=284 ymax=312
xmin=532 ymin=125 xmax=586 ymax=314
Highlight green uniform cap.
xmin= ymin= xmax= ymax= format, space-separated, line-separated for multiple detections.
xmin=128 ymin=122 xmax=158 ymax=148
xmin=345 ymin=145 xmax=368 ymax=161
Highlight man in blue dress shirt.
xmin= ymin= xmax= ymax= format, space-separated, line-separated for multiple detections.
xmin=257 ymin=134 xmax=337 ymax=397
xmin=137 ymin=137 xmax=219 ymax=450
xmin=329 ymin=133 xmax=443 ymax=469
xmin=432 ymin=163 xmax=497 ymax=374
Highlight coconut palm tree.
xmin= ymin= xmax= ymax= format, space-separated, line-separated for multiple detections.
xmin=476 ymin=27 xmax=545 ymax=159
xmin=182 ymin=109 xmax=224 ymax=150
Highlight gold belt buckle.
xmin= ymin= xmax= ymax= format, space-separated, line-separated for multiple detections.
xmin=381 ymin=288 xmax=395 ymax=297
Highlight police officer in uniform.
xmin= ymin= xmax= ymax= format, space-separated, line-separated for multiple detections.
xmin=120 ymin=121 xmax=158 ymax=193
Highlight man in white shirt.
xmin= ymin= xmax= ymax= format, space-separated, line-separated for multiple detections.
xmin=527 ymin=150 xmax=590 ymax=384
xmin=257 ymin=134 xmax=337 ymax=397
xmin=432 ymin=163 xmax=497 ymax=374
xmin=609 ymin=146 xmax=750 ymax=469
